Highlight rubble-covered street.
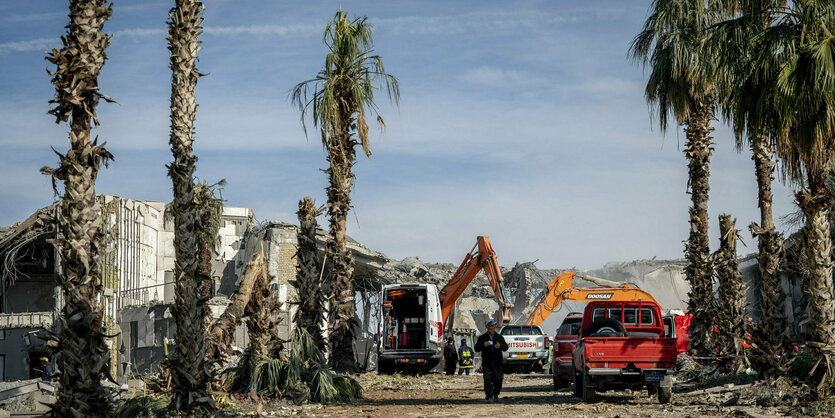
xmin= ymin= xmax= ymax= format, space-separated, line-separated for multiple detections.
xmin=215 ymin=371 xmax=814 ymax=417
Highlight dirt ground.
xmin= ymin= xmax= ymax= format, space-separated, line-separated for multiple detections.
xmin=253 ymin=372 xmax=794 ymax=417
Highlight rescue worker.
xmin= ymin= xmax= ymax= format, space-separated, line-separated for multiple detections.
xmin=457 ymin=338 xmax=474 ymax=375
xmin=443 ymin=336 xmax=458 ymax=375
xmin=39 ymin=357 xmax=52 ymax=381
xmin=474 ymin=319 xmax=508 ymax=402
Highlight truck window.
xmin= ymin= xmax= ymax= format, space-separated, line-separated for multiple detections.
xmin=623 ymin=308 xmax=637 ymax=325
xmin=524 ymin=326 xmax=542 ymax=335
xmin=558 ymin=320 xmax=581 ymax=336
xmin=501 ymin=327 xmax=520 ymax=336
xmin=640 ymin=308 xmax=655 ymax=326
xmin=500 ymin=326 xmax=541 ymax=335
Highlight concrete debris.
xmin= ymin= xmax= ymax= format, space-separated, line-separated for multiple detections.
xmin=373 ymin=255 xmax=693 ymax=336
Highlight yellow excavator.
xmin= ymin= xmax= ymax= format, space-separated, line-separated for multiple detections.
xmin=523 ymin=271 xmax=659 ymax=326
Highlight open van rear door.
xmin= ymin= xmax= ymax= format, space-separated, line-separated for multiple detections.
xmin=426 ymin=284 xmax=442 ymax=346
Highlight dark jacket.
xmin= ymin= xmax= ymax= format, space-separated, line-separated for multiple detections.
xmin=443 ymin=343 xmax=458 ymax=364
xmin=474 ymin=331 xmax=508 ymax=366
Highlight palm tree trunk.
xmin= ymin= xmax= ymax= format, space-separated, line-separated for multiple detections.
xmin=796 ymin=172 xmax=835 ymax=392
xmin=166 ymin=0 xmax=214 ymax=412
xmin=715 ymin=215 xmax=747 ymax=373
xmin=205 ymin=254 xmax=267 ymax=364
xmin=292 ymin=197 xmax=327 ymax=361
xmin=683 ymin=97 xmax=716 ymax=357
xmin=326 ymin=106 xmax=359 ymax=372
xmin=244 ymin=260 xmax=283 ymax=375
xmin=748 ymin=136 xmax=789 ymax=377
xmin=42 ymin=1 xmax=114 ymax=415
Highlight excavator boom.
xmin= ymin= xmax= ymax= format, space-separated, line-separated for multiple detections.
xmin=439 ymin=236 xmax=513 ymax=333
xmin=524 ymin=272 xmax=659 ymax=326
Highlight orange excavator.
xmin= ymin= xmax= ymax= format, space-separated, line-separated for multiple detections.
xmin=439 ymin=236 xmax=513 ymax=334
xmin=524 ymin=271 xmax=659 ymax=326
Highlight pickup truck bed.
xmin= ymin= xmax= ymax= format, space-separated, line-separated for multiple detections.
xmin=572 ymin=301 xmax=677 ymax=404
xmin=581 ymin=336 xmax=678 ymax=371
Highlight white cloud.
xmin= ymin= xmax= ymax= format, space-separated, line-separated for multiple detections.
xmin=460 ymin=67 xmax=547 ymax=87
xmin=375 ymin=11 xmax=570 ymax=36
xmin=0 ymin=38 xmax=57 ymax=54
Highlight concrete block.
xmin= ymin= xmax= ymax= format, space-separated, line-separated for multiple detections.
xmin=30 ymin=392 xmax=54 ymax=412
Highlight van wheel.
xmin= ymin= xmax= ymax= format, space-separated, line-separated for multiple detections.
xmin=573 ymin=370 xmax=583 ymax=398
xmin=581 ymin=369 xmax=596 ymax=402
xmin=657 ymin=386 xmax=672 ymax=404
xmin=377 ymin=361 xmax=393 ymax=375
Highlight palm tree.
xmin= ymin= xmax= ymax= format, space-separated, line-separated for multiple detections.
xmin=291 ymin=10 xmax=400 ymax=371
xmin=713 ymin=214 xmax=747 ymax=373
xmin=708 ymin=0 xmax=790 ymax=377
xmin=630 ymin=0 xmax=718 ymax=357
xmin=41 ymin=0 xmax=115 ymax=415
xmin=291 ymin=197 xmax=327 ymax=361
xmin=745 ymin=0 xmax=835 ymax=393
xmin=165 ymin=0 xmax=214 ymax=412
xmin=193 ymin=179 xmax=225 ymax=328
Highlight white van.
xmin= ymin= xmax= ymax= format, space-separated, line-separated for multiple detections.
xmin=377 ymin=283 xmax=443 ymax=373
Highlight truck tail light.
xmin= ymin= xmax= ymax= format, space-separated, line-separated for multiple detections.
xmin=589 ymin=362 xmax=605 ymax=368
xmin=544 ymin=337 xmax=550 ymax=347
xmin=655 ymin=361 xmax=673 ymax=368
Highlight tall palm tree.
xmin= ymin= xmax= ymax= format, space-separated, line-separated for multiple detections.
xmin=166 ymin=0 xmax=214 ymax=411
xmin=746 ymin=0 xmax=835 ymax=393
xmin=714 ymin=214 xmax=747 ymax=373
xmin=291 ymin=10 xmax=399 ymax=371
xmin=291 ymin=197 xmax=327 ymax=361
xmin=41 ymin=1 xmax=115 ymax=415
xmin=708 ymin=0 xmax=790 ymax=377
xmin=630 ymin=0 xmax=718 ymax=357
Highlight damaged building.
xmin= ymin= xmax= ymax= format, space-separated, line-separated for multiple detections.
xmin=0 ymin=195 xmax=387 ymax=381
xmin=0 ymin=194 xmax=812 ymax=383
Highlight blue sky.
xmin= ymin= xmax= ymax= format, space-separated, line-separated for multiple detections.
xmin=0 ymin=1 xmax=797 ymax=269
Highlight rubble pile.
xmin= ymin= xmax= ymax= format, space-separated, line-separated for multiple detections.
xmin=373 ymin=255 xmax=693 ymax=336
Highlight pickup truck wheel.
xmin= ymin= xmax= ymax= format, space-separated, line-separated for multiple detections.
xmin=553 ymin=373 xmax=568 ymax=390
xmin=647 ymin=382 xmax=659 ymax=398
xmin=581 ymin=369 xmax=597 ymax=403
xmin=573 ymin=370 xmax=582 ymax=398
xmin=657 ymin=385 xmax=672 ymax=404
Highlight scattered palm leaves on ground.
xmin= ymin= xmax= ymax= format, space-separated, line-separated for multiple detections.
xmin=247 ymin=327 xmax=362 ymax=404
xmin=114 ymin=396 xmax=169 ymax=418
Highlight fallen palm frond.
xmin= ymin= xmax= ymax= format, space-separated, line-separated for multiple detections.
xmin=247 ymin=327 xmax=362 ymax=404
xmin=114 ymin=396 xmax=169 ymax=418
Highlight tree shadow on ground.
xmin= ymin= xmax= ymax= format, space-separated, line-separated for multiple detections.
xmin=352 ymin=391 xmax=566 ymax=407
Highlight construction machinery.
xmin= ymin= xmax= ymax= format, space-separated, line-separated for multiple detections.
xmin=524 ymin=271 xmax=659 ymax=326
xmin=439 ymin=236 xmax=513 ymax=335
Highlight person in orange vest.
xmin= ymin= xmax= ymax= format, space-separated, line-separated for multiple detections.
xmin=457 ymin=338 xmax=474 ymax=375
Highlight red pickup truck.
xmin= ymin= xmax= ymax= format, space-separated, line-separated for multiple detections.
xmin=551 ymin=312 xmax=582 ymax=389
xmin=572 ymin=300 xmax=677 ymax=403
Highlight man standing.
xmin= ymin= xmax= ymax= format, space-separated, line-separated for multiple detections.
xmin=457 ymin=338 xmax=474 ymax=375
xmin=474 ymin=319 xmax=508 ymax=401
xmin=443 ymin=336 xmax=458 ymax=375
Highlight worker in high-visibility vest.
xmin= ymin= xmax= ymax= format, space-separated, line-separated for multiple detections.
xmin=457 ymin=338 xmax=474 ymax=375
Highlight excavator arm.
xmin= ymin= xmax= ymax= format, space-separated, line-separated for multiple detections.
xmin=524 ymin=272 xmax=659 ymax=326
xmin=439 ymin=236 xmax=513 ymax=333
